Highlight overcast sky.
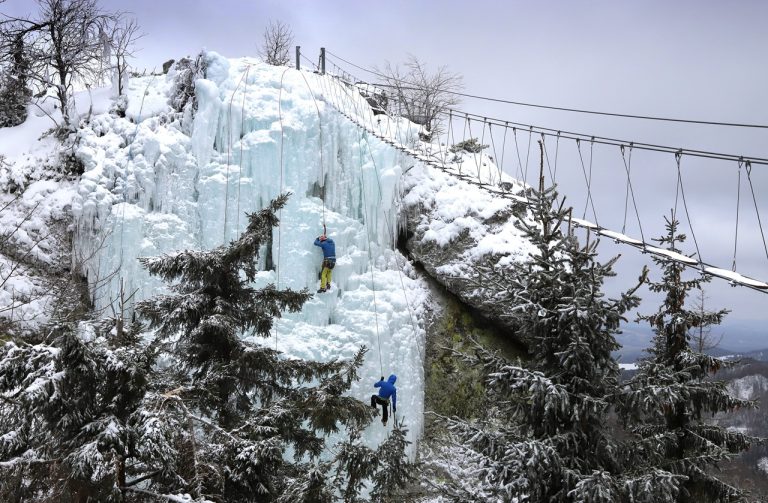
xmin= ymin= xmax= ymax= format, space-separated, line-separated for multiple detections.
xmin=4 ymin=0 xmax=766 ymax=350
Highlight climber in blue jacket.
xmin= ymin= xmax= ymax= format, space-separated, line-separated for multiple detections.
xmin=313 ymin=233 xmax=336 ymax=293
xmin=371 ymin=374 xmax=397 ymax=426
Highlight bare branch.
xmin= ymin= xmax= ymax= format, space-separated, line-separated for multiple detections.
xmin=377 ymin=55 xmax=463 ymax=140
xmin=258 ymin=20 xmax=293 ymax=66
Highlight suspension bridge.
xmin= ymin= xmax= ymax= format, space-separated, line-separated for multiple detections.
xmin=288 ymin=48 xmax=768 ymax=295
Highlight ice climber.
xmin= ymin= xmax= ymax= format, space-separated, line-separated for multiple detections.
xmin=313 ymin=233 xmax=336 ymax=293
xmin=371 ymin=374 xmax=397 ymax=426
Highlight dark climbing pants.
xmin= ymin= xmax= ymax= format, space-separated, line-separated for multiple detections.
xmin=371 ymin=395 xmax=389 ymax=423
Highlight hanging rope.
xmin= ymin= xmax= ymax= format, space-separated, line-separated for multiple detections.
xmin=119 ymin=72 xmax=157 ymax=280
xmin=621 ymin=144 xmax=633 ymax=234
xmin=498 ymin=123 xmax=509 ymax=187
xmin=296 ymin=70 xmax=327 ymax=227
xmin=732 ymin=159 xmax=743 ymax=271
xmin=552 ymin=131 xmax=561 ymax=182
xmin=356 ymin=127 xmax=425 ymax=367
xmin=576 ymin=138 xmax=599 ymax=224
xmin=325 ymin=72 xmax=425 ymax=365
xmin=356 ymin=137 xmax=385 ymax=377
xmin=523 ymin=126 xmax=533 ymax=185
xmin=512 ymin=128 xmax=524 ymax=182
xmin=224 ymin=68 xmax=249 ymax=244
xmin=274 ymin=68 xmax=290 ymax=350
xmin=488 ymin=123 xmax=500 ymax=186
xmin=235 ymin=66 xmax=251 ymax=236
xmin=619 ymin=144 xmax=646 ymax=245
xmin=541 ymin=134 xmax=555 ymax=185
xmin=675 ymin=151 xmax=703 ymax=262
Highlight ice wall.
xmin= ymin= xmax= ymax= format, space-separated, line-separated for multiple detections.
xmin=71 ymin=52 xmax=427 ymax=453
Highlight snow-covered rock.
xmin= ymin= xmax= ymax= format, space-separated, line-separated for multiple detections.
xmin=401 ymin=153 xmax=535 ymax=332
xmin=727 ymin=374 xmax=768 ymax=401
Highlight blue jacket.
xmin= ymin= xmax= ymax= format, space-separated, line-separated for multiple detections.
xmin=374 ymin=374 xmax=397 ymax=410
xmin=313 ymin=237 xmax=336 ymax=259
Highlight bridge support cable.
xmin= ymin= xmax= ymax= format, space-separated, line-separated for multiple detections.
xmin=618 ymin=144 xmax=647 ymax=248
xmin=512 ymin=128 xmax=525 ymax=183
xmin=575 ymin=138 xmax=599 ymax=225
xmin=313 ymin=67 xmax=768 ymax=293
xmin=733 ymin=160 xmax=743 ymax=272
xmin=541 ymin=134 xmax=556 ymax=187
xmin=674 ymin=152 xmax=704 ymax=265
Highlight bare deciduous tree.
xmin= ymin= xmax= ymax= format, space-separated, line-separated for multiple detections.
xmin=690 ymin=287 xmax=725 ymax=353
xmin=258 ymin=20 xmax=293 ymax=66
xmin=109 ymin=17 xmax=141 ymax=96
xmin=0 ymin=0 xmax=134 ymax=127
xmin=378 ymin=55 xmax=463 ymax=140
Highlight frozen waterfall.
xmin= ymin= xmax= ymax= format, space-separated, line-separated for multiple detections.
xmin=71 ymin=51 xmax=428 ymax=453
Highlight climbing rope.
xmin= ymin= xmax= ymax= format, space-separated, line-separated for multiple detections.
xmin=296 ymin=70 xmax=327 ymax=228
xmin=273 ymin=67 xmax=290 ymax=350
xmin=236 ymin=66 xmax=251 ymax=236
xmin=224 ymin=67 xmax=250 ymax=244
xmin=353 ymin=124 xmax=425 ymax=366
xmin=356 ymin=139 xmax=385 ymax=377
xmin=117 ymin=71 xmax=157 ymax=295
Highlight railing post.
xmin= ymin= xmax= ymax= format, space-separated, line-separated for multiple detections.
xmin=320 ymin=47 xmax=326 ymax=74
xmin=295 ymin=46 xmax=301 ymax=70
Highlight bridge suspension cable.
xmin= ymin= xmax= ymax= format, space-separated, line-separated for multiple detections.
xmin=325 ymin=50 xmax=768 ymax=130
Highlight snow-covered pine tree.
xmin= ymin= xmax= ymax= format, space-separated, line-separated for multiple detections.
xmin=1 ymin=193 xmax=413 ymax=502
xmin=617 ymin=212 xmax=758 ymax=503
xmin=428 ymin=184 xmax=648 ymax=502
xmin=0 ymin=319 xmax=151 ymax=502
xmin=134 ymin=193 xmax=410 ymax=501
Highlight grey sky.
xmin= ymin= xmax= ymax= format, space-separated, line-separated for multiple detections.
xmin=3 ymin=0 xmax=766 ymax=349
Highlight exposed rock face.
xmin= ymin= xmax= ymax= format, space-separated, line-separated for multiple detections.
xmin=400 ymin=162 xmax=534 ymax=334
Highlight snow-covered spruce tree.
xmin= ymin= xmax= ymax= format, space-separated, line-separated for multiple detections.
xmin=428 ymin=184 xmax=657 ymax=502
xmin=0 ymin=319 xmax=151 ymax=502
xmin=1 ymin=194 xmax=413 ymax=502
xmin=617 ymin=213 xmax=757 ymax=502
xmin=134 ymin=193 xmax=410 ymax=502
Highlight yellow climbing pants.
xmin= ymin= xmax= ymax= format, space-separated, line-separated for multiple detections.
xmin=321 ymin=261 xmax=333 ymax=289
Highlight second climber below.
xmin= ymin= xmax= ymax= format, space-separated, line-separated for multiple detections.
xmin=371 ymin=374 xmax=397 ymax=426
xmin=313 ymin=233 xmax=336 ymax=293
